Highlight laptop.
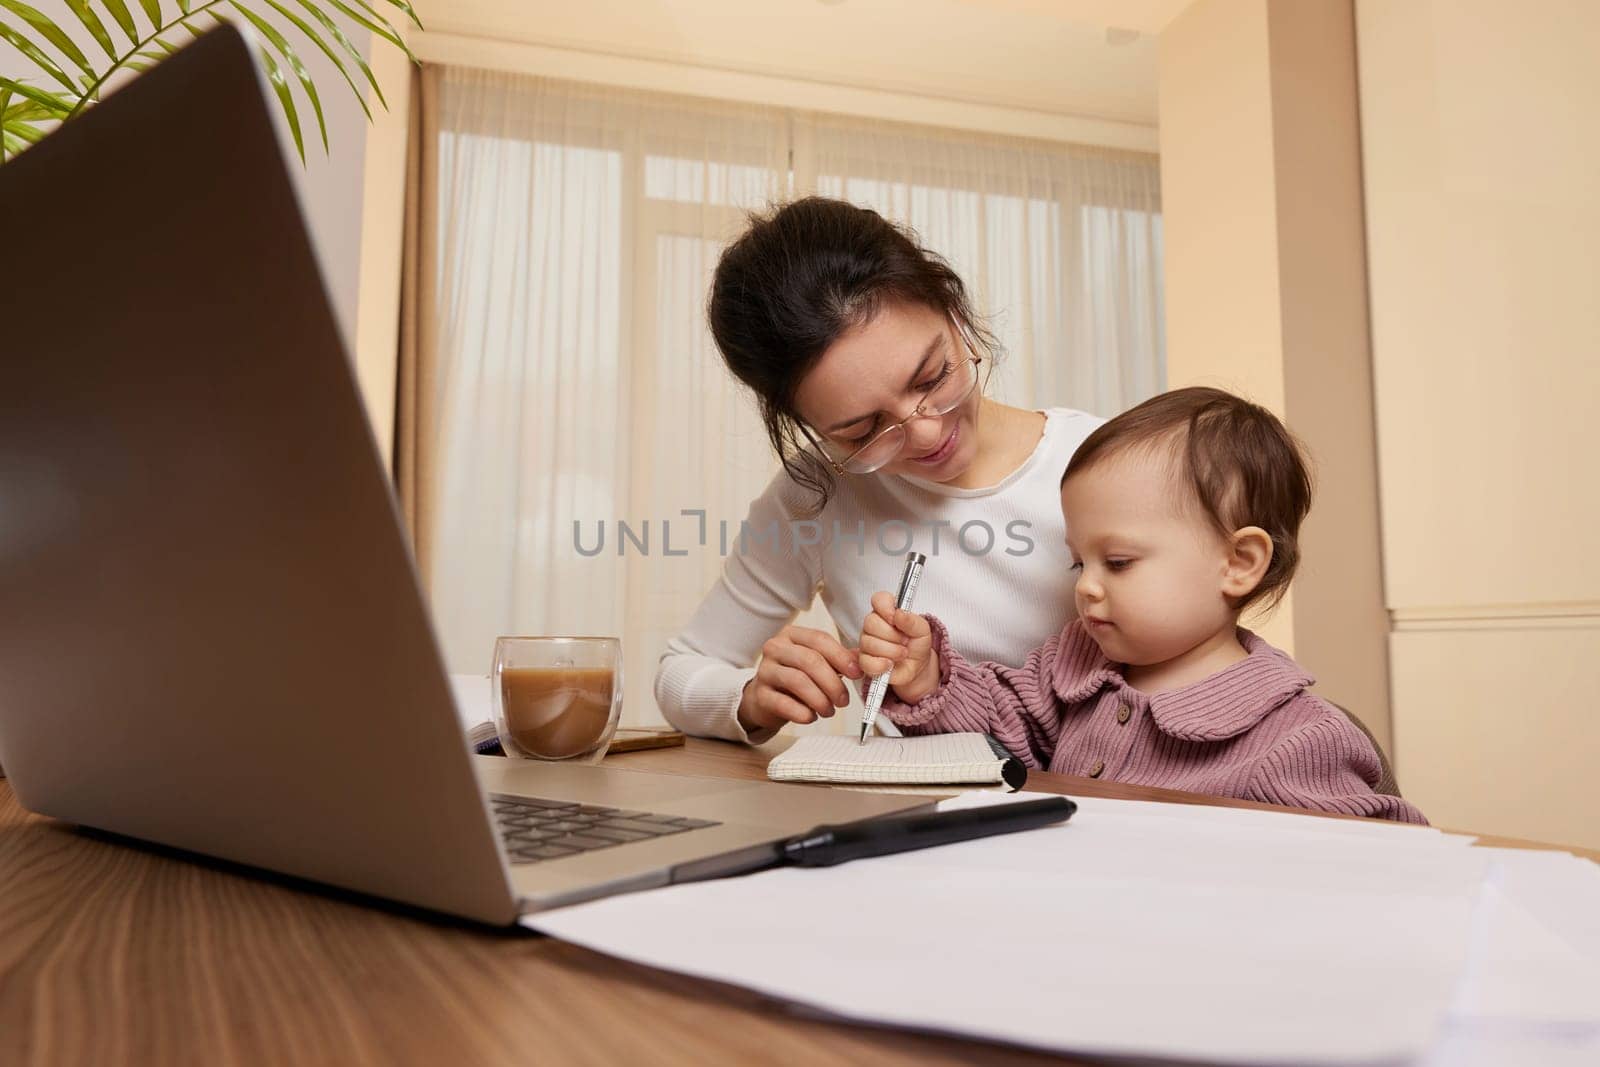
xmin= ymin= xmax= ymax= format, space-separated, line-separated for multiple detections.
xmin=0 ymin=24 xmax=926 ymax=925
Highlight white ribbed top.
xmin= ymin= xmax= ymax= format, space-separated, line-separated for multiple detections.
xmin=653 ymin=408 xmax=1104 ymax=742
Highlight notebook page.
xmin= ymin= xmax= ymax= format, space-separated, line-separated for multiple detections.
xmin=768 ymin=733 xmax=1005 ymax=784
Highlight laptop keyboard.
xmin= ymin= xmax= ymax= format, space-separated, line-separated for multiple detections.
xmin=489 ymin=793 xmax=721 ymax=866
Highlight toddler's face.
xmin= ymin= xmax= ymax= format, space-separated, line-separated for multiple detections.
xmin=1061 ymin=450 xmax=1239 ymax=667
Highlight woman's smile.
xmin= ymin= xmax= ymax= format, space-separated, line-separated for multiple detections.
xmin=908 ymin=422 xmax=960 ymax=467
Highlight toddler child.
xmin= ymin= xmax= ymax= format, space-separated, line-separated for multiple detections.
xmin=857 ymin=386 xmax=1425 ymax=823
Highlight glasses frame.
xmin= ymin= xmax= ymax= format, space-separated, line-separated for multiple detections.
xmin=800 ymin=350 xmax=987 ymax=476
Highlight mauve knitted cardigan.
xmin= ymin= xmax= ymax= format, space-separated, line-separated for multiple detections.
xmin=882 ymin=616 xmax=1427 ymax=824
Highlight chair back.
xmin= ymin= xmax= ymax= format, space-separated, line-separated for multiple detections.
xmin=1330 ymin=703 xmax=1401 ymax=797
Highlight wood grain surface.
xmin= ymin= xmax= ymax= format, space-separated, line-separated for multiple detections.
xmin=1 ymin=737 xmax=1589 ymax=1065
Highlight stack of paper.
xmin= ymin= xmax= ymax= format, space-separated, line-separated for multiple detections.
xmin=527 ymin=792 xmax=1600 ymax=1065
xmin=1421 ymin=846 xmax=1600 ymax=1065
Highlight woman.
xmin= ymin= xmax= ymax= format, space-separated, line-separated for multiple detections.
xmin=654 ymin=197 xmax=1103 ymax=742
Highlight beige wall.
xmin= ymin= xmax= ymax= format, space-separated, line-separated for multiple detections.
xmin=416 ymin=0 xmax=1170 ymax=127
xmin=1264 ymin=1 xmax=1391 ymax=775
xmin=1158 ymin=0 xmax=1392 ymax=749
xmin=1356 ymin=0 xmax=1600 ymax=848
xmin=352 ymin=42 xmax=415 ymax=469
xmin=410 ymin=30 xmax=1155 ymax=151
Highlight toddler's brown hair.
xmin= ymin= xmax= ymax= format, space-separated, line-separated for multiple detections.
xmin=1061 ymin=386 xmax=1313 ymax=612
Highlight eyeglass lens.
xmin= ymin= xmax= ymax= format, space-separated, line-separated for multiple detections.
xmin=838 ymin=358 xmax=980 ymax=473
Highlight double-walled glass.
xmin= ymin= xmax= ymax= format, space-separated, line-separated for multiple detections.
xmin=492 ymin=636 xmax=622 ymax=764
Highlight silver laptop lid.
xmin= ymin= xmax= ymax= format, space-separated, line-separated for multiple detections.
xmin=0 ymin=26 xmax=518 ymax=924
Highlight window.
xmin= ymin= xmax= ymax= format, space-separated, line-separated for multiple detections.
xmin=422 ymin=67 xmax=1163 ymax=728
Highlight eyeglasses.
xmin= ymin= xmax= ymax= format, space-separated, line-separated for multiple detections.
xmin=802 ymin=353 xmax=986 ymax=475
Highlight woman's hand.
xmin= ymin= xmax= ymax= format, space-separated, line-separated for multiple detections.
xmin=857 ymin=591 xmax=939 ymax=704
xmin=737 ymin=625 xmax=863 ymax=735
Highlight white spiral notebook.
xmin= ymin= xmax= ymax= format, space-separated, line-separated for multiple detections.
xmin=767 ymin=733 xmax=1028 ymax=790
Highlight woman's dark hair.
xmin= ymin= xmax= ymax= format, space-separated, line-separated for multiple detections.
xmin=1060 ymin=386 xmax=1315 ymax=615
xmin=708 ymin=196 xmax=998 ymax=513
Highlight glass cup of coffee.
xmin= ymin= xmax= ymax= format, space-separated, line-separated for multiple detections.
xmin=491 ymin=636 xmax=623 ymax=764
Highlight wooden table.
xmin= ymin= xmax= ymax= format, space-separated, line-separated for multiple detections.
xmin=1 ymin=739 xmax=1590 ymax=1066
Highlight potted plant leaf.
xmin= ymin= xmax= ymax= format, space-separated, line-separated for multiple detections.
xmin=1 ymin=0 xmax=421 ymax=163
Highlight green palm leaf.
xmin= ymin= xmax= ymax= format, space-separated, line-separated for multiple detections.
xmin=1 ymin=0 xmax=422 ymax=165
xmin=251 ymin=37 xmax=303 ymax=162
xmin=288 ymin=0 xmax=384 ymax=110
xmin=366 ymin=0 xmax=419 ymax=30
xmin=318 ymin=0 xmax=412 ymax=62
xmin=0 ymin=0 xmax=95 ymax=78
xmin=260 ymin=0 xmax=367 ymax=119
xmin=97 ymin=0 xmax=140 ymax=44
xmin=0 ymin=22 xmax=79 ymax=93
xmin=229 ymin=1 xmax=326 ymax=154
xmin=4 ymin=98 xmax=57 ymax=123
xmin=0 ymin=76 xmax=76 ymax=116
xmin=1 ymin=82 xmax=54 ymax=161
xmin=60 ymin=0 xmax=118 ymax=61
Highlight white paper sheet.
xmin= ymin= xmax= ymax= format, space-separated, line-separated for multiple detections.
xmin=947 ymin=789 xmax=1476 ymax=844
xmin=1419 ymin=848 xmax=1600 ymax=1067
xmin=528 ymin=791 xmax=1491 ymax=1065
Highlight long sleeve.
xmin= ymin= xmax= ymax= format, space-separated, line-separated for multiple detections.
xmin=653 ymin=408 xmax=1101 ymax=746
xmin=880 ymin=615 xmax=1066 ymax=769
xmin=1245 ymin=715 xmax=1429 ymax=824
xmin=653 ymin=471 xmax=822 ymax=744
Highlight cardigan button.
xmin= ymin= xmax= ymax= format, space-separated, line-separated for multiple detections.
xmin=1116 ymin=704 xmax=1132 ymax=725
xmin=1088 ymin=760 xmax=1105 ymax=778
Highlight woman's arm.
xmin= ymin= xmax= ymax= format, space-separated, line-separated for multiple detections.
xmin=877 ymin=615 xmax=1067 ymax=769
xmin=654 ymin=472 xmax=856 ymax=743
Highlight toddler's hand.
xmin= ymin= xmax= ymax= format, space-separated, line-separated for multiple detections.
xmin=857 ymin=591 xmax=939 ymax=704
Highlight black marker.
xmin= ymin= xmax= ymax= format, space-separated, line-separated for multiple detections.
xmin=692 ymin=797 xmax=1077 ymax=885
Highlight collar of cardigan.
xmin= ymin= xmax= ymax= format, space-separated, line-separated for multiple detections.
xmin=1048 ymin=621 xmax=1315 ymax=742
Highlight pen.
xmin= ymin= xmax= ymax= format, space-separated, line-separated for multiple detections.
xmin=783 ymin=796 xmax=1075 ymax=869
xmin=859 ymin=550 xmax=927 ymax=745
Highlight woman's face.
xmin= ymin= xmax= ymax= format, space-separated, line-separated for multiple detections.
xmin=792 ymin=301 xmax=982 ymax=483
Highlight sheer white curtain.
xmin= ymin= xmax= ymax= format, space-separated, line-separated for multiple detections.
xmin=428 ymin=68 xmax=787 ymax=723
xmin=797 ymin=112 xmax=1165 ymax=418
xmin=423 ymin=68 xmax=1163 ymax=728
